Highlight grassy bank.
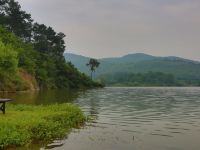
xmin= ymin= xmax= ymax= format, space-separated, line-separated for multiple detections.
xmin=0 ymin=104 xmax=85 ymax=149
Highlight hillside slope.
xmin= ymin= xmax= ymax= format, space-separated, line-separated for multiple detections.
xmin=0 ymin=1 xmax=101 ymax=91
xmin=64 ymin=53 xmax=200 ymax=82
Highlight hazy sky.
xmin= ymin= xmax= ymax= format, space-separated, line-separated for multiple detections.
xmin=17 ymin=0 xmax=200 ymax=60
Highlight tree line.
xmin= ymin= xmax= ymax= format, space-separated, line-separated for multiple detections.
xmin=99 ymin=72 xmax=200 ymax=86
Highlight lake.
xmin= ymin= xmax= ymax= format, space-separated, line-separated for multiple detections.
xmin=2 ymin=87 xmax=200 ymax=150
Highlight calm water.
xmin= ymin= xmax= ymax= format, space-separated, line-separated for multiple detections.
xmin=3 ymin=87 xmax=200 ymax=150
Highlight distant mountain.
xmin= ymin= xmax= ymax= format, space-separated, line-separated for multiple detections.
xmin=64 ymin=53 xmax=200 ymax=85
xmin=64 ymin=53 xmax=156 ymax=74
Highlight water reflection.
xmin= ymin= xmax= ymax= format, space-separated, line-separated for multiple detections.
xmin=3 ymin=87 xmax=200 ymax=150
xmin=53 ymin=87 xmax=200 ymax=150
xmin=0 ymin=89 xmax=82 ymax=105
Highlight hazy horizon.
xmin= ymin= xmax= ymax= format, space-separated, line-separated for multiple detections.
xmin=65 ymin=52 xmax=200 ymax=62
xmin=17 ymin=0 xmax=200 ymax=61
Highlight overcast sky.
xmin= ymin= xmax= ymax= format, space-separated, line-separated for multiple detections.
xmin=17 ymin=0 xmax=200 ymax=60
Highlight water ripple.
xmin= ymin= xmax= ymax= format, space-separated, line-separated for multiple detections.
xmin=60 ymin=87 xmax=200 ymax=150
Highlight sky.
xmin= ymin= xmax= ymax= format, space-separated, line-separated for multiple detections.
xmin=17 ymin=0 xmax=200 ymax=60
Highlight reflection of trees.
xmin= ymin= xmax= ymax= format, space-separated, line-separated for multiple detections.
xmin=89 ymin=97 xmax=99 ymax=116
xmin=76 ymin=90 xmax=100 ymax=118
xmin=2 ymin=89 xmax=82 ymax=105
xmin=0 ymin=91 xmax=39 ymax=105
xmin=35 ymin=89 xmax=81 ymax=105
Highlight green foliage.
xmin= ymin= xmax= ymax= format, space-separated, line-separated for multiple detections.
xmin=0 ymin=27 xmax=35 ymax=91
xmin=0 ymin=104 xmax=85 ymax=149
xmin=86 ymin=58 xmax=100 ymax=79
xmin=18 ymin=43 xmax=37 ymax=75
xmin=0 ymin=26 xmax=37 ymax=75
xmin=0 ymin=0 xmax=100 ymax=91
xmin=0 ymin=0 xmax=33 ymax=40
xmin=65 ymin=53 xmax=200 ymax=86
xmin=0 ymin=41 xmax=18 ymax=74
xmin=0 ymin=40 xmax=27 ymax=91
xmin=99 ymin=72 xmax=199 ymax=86
xmin=32 ymin=23 xmax=101 ymax=88
xmin=0 ymin=25 xmax=19 ymax=45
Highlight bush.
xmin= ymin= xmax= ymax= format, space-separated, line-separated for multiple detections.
xmin=0 ymin=41 xmax=18 ymax=74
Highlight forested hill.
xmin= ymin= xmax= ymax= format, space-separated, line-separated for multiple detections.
xmin=0 ymin=0 xmax=100 ymax=91
xmin=64 ymin=53 xmax=200 ymax=86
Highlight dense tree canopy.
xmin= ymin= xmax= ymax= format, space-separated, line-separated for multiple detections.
xmin=0 ymin=0 xmax=101 ymax=91
xmin=0 ymin=0 xmax=33 ymax=41
xmin=86 ymin=58 xmax=100 ymax=79
xmin=0 ymin=41 xmax=18 ymax=74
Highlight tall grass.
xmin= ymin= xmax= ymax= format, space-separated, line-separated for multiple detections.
xmin=0 ymin=104 xmax=85 ymax=149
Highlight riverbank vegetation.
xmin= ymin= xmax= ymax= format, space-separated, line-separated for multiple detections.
xmin=0 ymin=104 xmax=85 ymax=149
xmin=100 ymin=72 xmax=200 ymax=86
xmin=0 ymin=0 xmax=102 ymax=91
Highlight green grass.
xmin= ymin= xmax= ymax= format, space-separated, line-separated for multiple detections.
xmin=0 ymin=104 xmax=85 ymax=149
